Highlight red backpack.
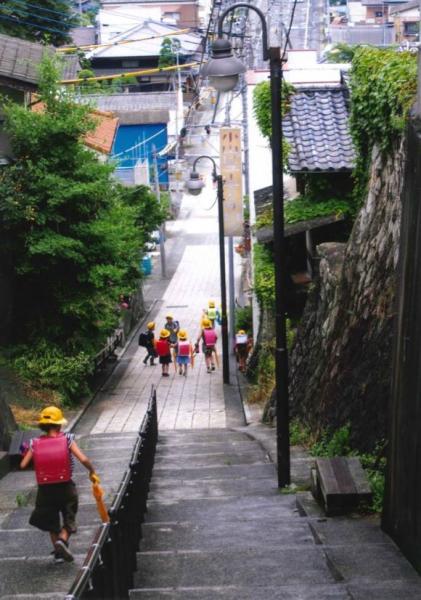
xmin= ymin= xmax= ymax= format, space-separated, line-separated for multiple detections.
xmin=32 ymin=434 xmax=71 ymax=485
xmin=156 ymin=339 xmax=170 ymax=356
xmin=203 ymin=329 xmax=217 ymax=348
xmin=178 ymin=341 xmax=191 ymax=356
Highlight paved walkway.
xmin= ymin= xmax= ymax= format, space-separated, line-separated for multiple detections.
xmin=75 ymin=117 xmax=245 ymax=437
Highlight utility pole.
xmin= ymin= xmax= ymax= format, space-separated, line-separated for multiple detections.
xmin=152 ymin=145 xmax=167 ymax=278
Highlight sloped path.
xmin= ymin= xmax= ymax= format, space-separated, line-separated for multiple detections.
xmin=129 ymin=428 xmax=421 ymax=600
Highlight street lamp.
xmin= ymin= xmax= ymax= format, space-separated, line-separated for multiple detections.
xmin=186 ymin=156 xmax=230 ymax=385
xmin=202 ymin=4 xmax=290 ymax=487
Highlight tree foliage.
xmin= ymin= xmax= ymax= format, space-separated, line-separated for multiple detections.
xmin=158 ymin=37 xmax=179 ymax=68
xmin=0 ymin=57 xmax=164 ymax=401
xmin=0 ymin=0 xmax=79 ymax=46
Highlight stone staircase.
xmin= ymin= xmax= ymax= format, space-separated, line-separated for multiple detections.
xmin=129 ymin=428 xmax=421 ymax=600
xmin=0 ymin=431 xmax=138 ymax=598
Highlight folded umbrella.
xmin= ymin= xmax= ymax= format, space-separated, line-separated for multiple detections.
xmin=92 ymin=483 xmax=110 ymax=523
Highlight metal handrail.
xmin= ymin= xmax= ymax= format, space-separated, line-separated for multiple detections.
xmin=66 ymin=386 xmax=158 ymax=599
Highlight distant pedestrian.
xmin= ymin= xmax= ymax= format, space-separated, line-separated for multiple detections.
xmin=139 ymin=321 xmax=157 ymax=366
xmin=164 ymin=313 xmax=180 ymax=344
xmin=234 ymin=329 xmax=253 ymax=372
xmin=156 ymin=328 xmax=172 ymax=377
xmin=174 ymin=329 xmax=194 ymax=376
xmin=205 ymin=124 xmax=211 ymax=136
xmin=197 ymin=318 xmax=218 ymax=373
xmin=20 ymin=406 xmax=100 ymax=564
xmin=206 ymin=300 xmax=220 ymax=328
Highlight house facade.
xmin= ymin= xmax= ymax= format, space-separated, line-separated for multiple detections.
xmin=390 ymin=0 xmax=419 ymax=43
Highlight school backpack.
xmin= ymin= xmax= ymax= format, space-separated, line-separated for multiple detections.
xmin=235 ymin=333 xmax=248 ymax=345
xmin=178 ymin=341 xmax=191 ymax=357
xmin=207 ymin=307 xmax=217 ymax=320
xmin=203 ymin=329 xmax=217 ymax=348
xmin=32 ymin=434 xmax=71 ymax=485
xmin=156 ymin=339 xmax=170 ymax=356
xmin=138 ymin=332 xmax=149 ymax=347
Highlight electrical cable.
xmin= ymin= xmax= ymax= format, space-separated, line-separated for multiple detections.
xmin=281 ymin=0 xmax=299 ymax=60
xmin=0 ymin=4 xmax=74 ymax=28
xmin=4 ymin=0 xmax=76 ymax=18
xmin=0 ymin=12 xmax=71 ymax=34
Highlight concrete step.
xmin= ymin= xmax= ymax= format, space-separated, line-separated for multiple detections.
xmin=151 ymin=463 xmax=276 ymax=481
xmin=147 ymin=476 xmax=278 ymax=501
xmin=139 ymin=518 xmax=314 ymax=552
xmin=133 ymin=547 xmax=336 ymax=589
xmin=0 ymin=525 xmax=97 ymax=558
xmin=129 ymin=583 xmax=350 ymax=600
xmin=146 ymin=494 xmax=299 ymax=523
xmin=155 ymin=440 xmax=261 ymax=457
xmin=158 ymin=430 xmax=250 ymax=444
xmin=129 ymin=580 xmax=421 ymax=600
xmin=0 ymin=556 xmax=84 ymax=597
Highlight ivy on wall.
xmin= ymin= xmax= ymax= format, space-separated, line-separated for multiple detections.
xmin=255 ymin=196 xmax=353 ymax=229
xmin=252 ymin=80 xmax=293 ymax=166
xmin=350 ymin=47 xmax=417 ymax=204
xmin=253 ymin=243 xmax=275 ymax=308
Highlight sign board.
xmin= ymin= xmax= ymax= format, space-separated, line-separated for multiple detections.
xmin=219 ymin=127 xmax=243 ymax=236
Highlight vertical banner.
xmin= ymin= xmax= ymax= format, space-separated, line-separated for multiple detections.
xmin=219 ymin=127 xmax=243 ymax=236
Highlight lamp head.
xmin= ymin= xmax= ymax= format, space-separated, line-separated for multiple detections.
xmin=186 ymin=170 xmax=205 ymax=196
xmin=202 ymin=38 xmax=246 ymax=92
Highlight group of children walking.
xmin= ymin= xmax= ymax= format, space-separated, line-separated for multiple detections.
xmin=138 ymin=301 xmax=221 ymax=377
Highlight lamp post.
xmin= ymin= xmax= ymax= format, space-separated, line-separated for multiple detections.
xmin=186 ymin=156 xmax=230 ymax=385
xmin=202 ymin=4 xmax=290 ymax=487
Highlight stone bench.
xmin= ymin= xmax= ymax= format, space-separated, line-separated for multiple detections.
xmin=311 ymin=456 xmax=372 ymax=516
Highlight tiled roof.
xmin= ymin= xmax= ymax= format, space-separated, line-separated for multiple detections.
xmin=32 ymin=101 xmax=118 ymax=154
xmin=389 ymin=0 xmax=419 ymax=14
xmin=0 ymin=34 xmax=79 ymax=88
xmin=283 ymin=87 xmax=355 ymax=173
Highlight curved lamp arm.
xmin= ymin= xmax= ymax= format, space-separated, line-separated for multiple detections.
xmin=192 ymin=155 xmax=219 ymax=180
xmin=217 ymin=3 xmax=269 ymax=61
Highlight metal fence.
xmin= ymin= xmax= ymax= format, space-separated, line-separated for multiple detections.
xmin=328 ymin=26 xmax=394 ymax=46
xmin=65 ymin=387 xmax=158 ymax=599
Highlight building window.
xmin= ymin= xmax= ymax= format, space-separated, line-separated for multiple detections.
xmin=122 ymin=60 xmax=139 ymax=68
xmin=374 ymin=11 xmax=383 ymax=17
xmin=162 ymin=12 xmax=181 ymax=23
xmin=404 ymin=21 xmax=419 ymax=36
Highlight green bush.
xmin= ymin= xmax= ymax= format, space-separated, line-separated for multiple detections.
xmin=235 ymin=305 xmax=252 ymax=333
xmin=311 ymin=423 xmax=353 ymax=457
xmin=289 ymin=418 xmax=311 ymax=446
xmin=253 ymin=243 xmax=275 ymax=309
xmin=12 ymin=341 xmax=93 ymax=405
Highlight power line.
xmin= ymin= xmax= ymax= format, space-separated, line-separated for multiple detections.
xmin=282 ymin=0 xmax=299 ymax=60
xmin=4 ymin=0 xmax=76 ymax=18
xmin=0 ymin=4 xmax=73 ymax=28
xmin=0 ymin=12 xmax=70 ymax=34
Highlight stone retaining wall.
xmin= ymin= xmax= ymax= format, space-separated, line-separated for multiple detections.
xmin=289 ymin=142 xmax=405 ymax=451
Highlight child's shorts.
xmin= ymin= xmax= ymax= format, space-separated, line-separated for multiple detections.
xmin=176 ymin=356 xmax=189 ymax=365
xmin=159 ymin=354 xmax=172 ymax=365
xmin=29 ymin=481 xmax=78 ymax=534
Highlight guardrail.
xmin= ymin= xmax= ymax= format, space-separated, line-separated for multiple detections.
xmin=65 ymin=386 xmax=158 ymax=600
xmin=93 ymin=330 xmax=123 ymax=372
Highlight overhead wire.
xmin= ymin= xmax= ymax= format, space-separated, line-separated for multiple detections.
xmin=281 ymin=0 xmax=299 ymax=60
xmin=3 ymin=0 xmax=76 ymax=17
xmin=0 ymin=4 xmax=73 ymax=28
xmin=0 ymin=12 xmax=71 ymax=34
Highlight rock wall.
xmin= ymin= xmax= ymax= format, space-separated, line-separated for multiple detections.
xmin=289 ymin=143 xmax=404 ymax=451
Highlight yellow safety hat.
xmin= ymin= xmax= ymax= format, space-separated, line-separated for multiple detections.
xmin=238 ymin=329 xmax=246 ymax=335
xmin=202 ymin=318 xmax=212 ymax=328
xmin=178 ymin=330 xmax=188 ymax=340
xmin=38 ymin=406 xmax=67 ymax=426
xmin=160 ymin=329 xmax=170 ymax=338
xmin=166 ymin=313 xmax=173 ymax=319
xmin=147 ymin=322 xmax=155 ymax=330
xmin=208 ymin=300 xmax=215 ymax=308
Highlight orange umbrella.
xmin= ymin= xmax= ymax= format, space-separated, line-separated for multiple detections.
xmin=92 ymin=483 xmax=110 ymax=523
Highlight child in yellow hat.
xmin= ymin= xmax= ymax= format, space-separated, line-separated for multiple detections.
xmin=20 ymin=406 xmax=99 ymax=564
